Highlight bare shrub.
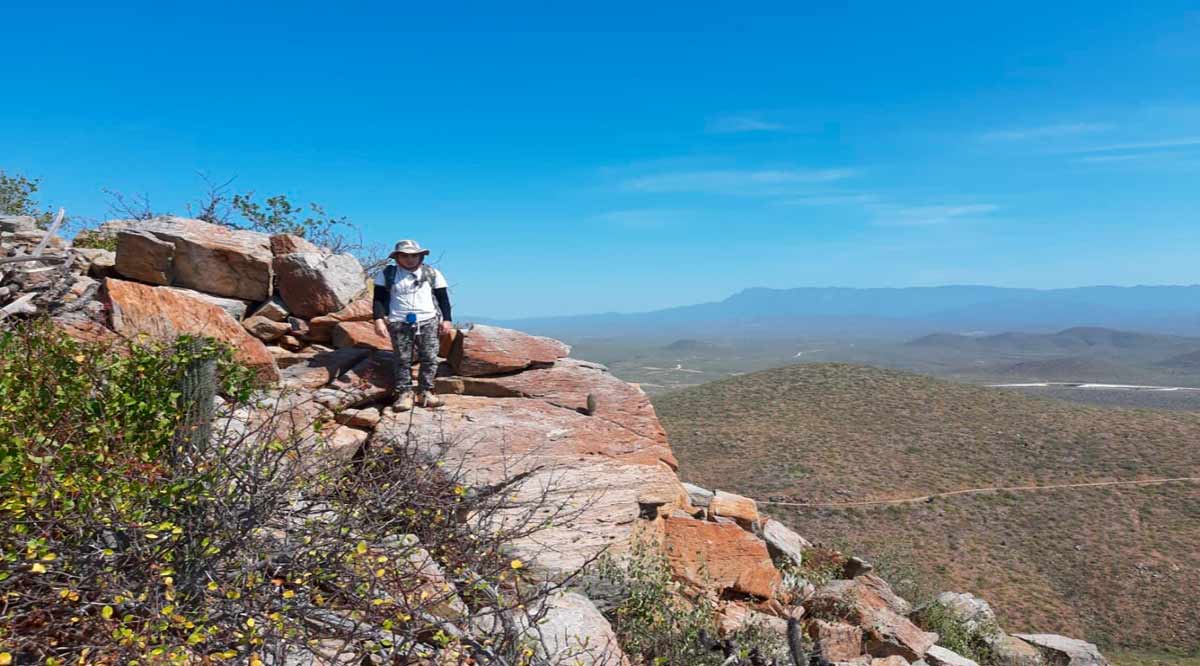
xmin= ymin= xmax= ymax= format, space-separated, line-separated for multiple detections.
xmin=0 ymin=321 xmax=608 ymax=664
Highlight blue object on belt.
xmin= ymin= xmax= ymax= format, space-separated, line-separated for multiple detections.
xmin=405 ymin=312 xmax=418 ymax=324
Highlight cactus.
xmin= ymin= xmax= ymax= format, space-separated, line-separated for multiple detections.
xmin=172 ymin=337 xmax=218 ymax=455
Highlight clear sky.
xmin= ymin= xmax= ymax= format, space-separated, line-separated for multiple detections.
xmin=3 ymin=1 xmax=1199 ymax=318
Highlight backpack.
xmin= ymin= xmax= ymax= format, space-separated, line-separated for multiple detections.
xmin=382 ymin=263 xmax=442 ymax=319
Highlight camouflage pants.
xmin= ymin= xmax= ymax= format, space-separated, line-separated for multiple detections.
xmin=387 ymin=318 xmax=440 ymax=394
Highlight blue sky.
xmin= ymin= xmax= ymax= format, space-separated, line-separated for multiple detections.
xmin=3 ymin=1 xmax=1199 ymax=318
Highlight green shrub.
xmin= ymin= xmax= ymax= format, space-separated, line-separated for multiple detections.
xmin=72 ymin=229 xmax=118 ymax=251
xmin=0 ymin=321 xmax=582 ymax=664
xmin=0 ymin=170 xmax=54 ymax=226
xmin=914 ymin=601 xmax=1001 ymax=666
xmin=589 ymin=540 xmax=786 ymax=666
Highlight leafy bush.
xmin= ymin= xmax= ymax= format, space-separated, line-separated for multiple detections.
xmin=0 ymin=170 xmax=54 ymax=226
xmin=913 ymin=601 xmax=1001 ymax=666
xmin=0 ymin=321 xmax=591 ymax=664
xmin=589 ymin=540 xmax=786 ymax=666
xmin=70 ymin=229 xmax=119 ymax=251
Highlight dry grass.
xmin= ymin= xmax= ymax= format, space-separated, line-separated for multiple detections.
xmin=653 ymin=363 xmax=1200 ymax=650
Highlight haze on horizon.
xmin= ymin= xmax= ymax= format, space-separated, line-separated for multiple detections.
xmin=3 ymin=1 xmax=1198 ymax=319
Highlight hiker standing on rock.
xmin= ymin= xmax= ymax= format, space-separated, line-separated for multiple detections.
xmin=372 ymin=240 xmax=453 ymax=412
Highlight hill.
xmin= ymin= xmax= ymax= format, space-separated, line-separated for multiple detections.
xmin=653 ymin=364 xmax=1200 ymax=650
xmin=1158 ymin=350 xmax=1200 ymax=371
xmin=905 ymin=327 xmax=1200 ymax=357
xmin=498 ymin=286 xmax=1200 ymax=339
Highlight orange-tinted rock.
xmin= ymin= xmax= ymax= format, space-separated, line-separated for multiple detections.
xmin=308 ymin=296 xmax=373 ymax=341
xmin=106 ymin=217 xmax=273 ymax=301
xmin=269 ymin=233 xmax=321 ymax=256
xmin=809 ymin=619 xmax=865 ymax=662
xmin=332 ymin=320 xmax=391 ymax=350
xmin=104 ymin=278 xmax=279 ymax=381
xmin=709 ymin=490 xmax=760 ymax=527
xmin=662 ymin=515 xmax=781 ymax=599
xmin=335 ymin=407 xmax=381 ymax=428
xmin=809 ymin=577 xmax=936 ymax=661
xmin=114 ymin=230 xmax=173 ymax=284
xmin=433 ymin=358 xmax=667 ymax=444
xmin=449 ymin=324 xmax=570 ymax=376
xmin=871 ymin=657 xmax=911 ymax=666
xmin=373 ymin=394 xmax=683 ymax=576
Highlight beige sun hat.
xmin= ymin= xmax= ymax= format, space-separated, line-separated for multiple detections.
xmin=389 ymin=239 xmax=430 ymax=258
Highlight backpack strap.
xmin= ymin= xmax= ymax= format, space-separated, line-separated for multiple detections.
xmin=383 ymin=264 xmax=398 ymax=290
xmin=421 ymin=265 xmax=444 ymax=319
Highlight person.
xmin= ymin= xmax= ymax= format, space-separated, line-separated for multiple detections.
xmin=372 ymin=240 xmax=453 ymax=412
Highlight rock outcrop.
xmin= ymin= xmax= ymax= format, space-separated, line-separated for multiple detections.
xmin=0 ymin=216 xmax=1112 ymax=666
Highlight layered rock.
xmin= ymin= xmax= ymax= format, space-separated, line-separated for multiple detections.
xmin=103 ymin=278 xmax=278 ymax=381
xmin=448 ymin=323 xmax=570 ymax=376
xmin=107 ymin=217 xmax=274 ymax=301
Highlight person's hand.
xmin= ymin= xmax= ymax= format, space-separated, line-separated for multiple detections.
xmin=374 ymin=319 xmax=388 ymax=339
xmin=439 ymin=320 xmax=453 ymax=336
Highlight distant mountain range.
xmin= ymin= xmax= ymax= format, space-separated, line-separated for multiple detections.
xmin=905 ymin=326 xmax=1200 ymax=357
xmin=492 ymin=285 xmax=1200 ymax=339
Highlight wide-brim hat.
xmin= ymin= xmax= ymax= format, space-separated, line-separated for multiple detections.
xmin=390 ymin=239 xmax=430 ymax=258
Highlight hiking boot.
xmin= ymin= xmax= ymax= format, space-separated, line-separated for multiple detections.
xmin=391 ymin=392 xmax=414 ymax=413
xmin=417 ymin=392 xmax=444 ymax=409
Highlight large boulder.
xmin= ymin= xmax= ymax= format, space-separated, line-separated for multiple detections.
xmin=449 ymin=324 xmax=570 ymax=376
xmin=372 ymin=394 xmax=683 ymax=577
xmin=433 ymin=358 xmax=667 ymax=443
xmin=114 ymin=230 xmax=173 ymax=284
xmin=1012 ymin=635 xmax=1109 ymax=666
xmin=106 ymin=217 xmax=274 ymax=301
xmin=809 ymin=576 xmax=935 ymax=661
xmin=533 ymin=591 xmax=629 ymax=666
xmin=104 ymin=278 xmax=278 ymax=381
xmin=273 ymin=252 xmax=367 ymax=318
xmin=761 ymin=518 xmax=811 ymax=568
xmin=662 ymin=514 xmax=782 ymax=599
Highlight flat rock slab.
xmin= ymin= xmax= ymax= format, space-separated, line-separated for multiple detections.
xmin=926 ymin=646 xmax=979 ymax=666
xmin=162 ymin=286 xmax=250 ymax=320
xmin=662 ymin=515 xmax=781 ymax=599
xmin=373 ymin=395 xmax=684 ymax=576
xmin=1013 ymin=635 xmax=1109 ymax=666
xmin=449 ymin=324 xmax=570 ymax=376
xmin=280 ymin=347 xmax=371 ymax=389
xmin=332 ymin=320 xmax=391 ymax=351
xmin=375 ymin=395 xmax=676 ymax=470
xmin=435 ymin=358 xmax=667 ymax=444
xmin=106 ymin=217 xmax=273 ymax=301
xmin=104 ymin=278 xmax=278 ymax=381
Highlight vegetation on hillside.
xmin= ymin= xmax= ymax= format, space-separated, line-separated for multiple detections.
xmin=0 ymin=322 xmax=593 ymax=664
xmin=654 ymin=363 xmax=1200 ymax=650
